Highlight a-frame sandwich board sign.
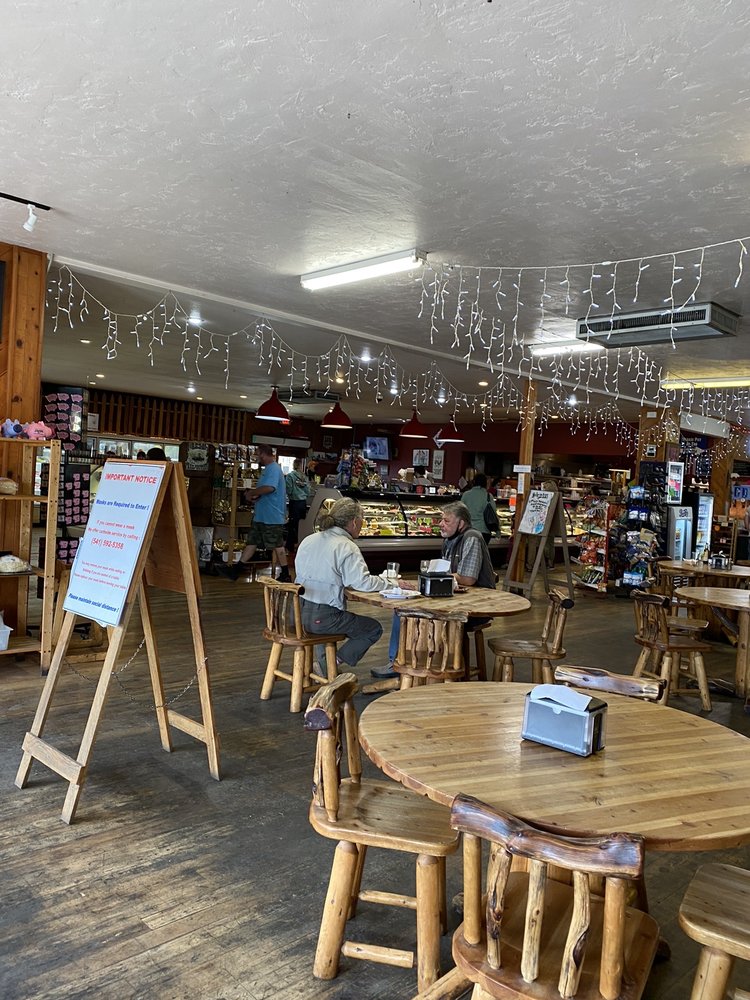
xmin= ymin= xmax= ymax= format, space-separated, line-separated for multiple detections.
xmin=15 ymin=460 xmax=221 ymax=824
xmin=503 ymin=489 xmax=574 ymax=599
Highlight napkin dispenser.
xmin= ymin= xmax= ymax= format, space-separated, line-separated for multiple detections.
xmin=521 ymin=684 xmax=607 ymax=757
xmin=418 ymin=572 xmax=454 ymax=597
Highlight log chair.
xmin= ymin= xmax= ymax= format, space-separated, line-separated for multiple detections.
xmin=489 ymin=588 xmax=574 ymax=684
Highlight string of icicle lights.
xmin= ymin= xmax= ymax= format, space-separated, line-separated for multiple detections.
xmin=47 ymin=234 xmax=750 ymax=453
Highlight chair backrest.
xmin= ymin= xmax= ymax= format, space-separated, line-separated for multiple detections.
xmin=540 ymin=588 xmax=575 ymax=653
xmin=260 ymin=577 xmax=305 ymax=640
xmin=304 ymin=673 xmax=361 ymax=822
xmin=631 ymin=589 xmax=671 ymax=645
xmin=554 ymin=664 xmax=666 ymax=702
xmin=394 ymin=607 xmax=468 ymax=676
xmin=451 ymin=793 xmax=645 ymax=999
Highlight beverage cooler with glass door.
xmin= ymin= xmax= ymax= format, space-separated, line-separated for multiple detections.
xmin=683 ymin=490 xmax=714 ymax=557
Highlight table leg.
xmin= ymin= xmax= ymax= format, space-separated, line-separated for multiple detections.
xmin=737 ymin=611 xmax=749 ymax=699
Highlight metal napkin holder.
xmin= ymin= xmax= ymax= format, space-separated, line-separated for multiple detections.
xmin=521 ymin=684 xmax=607 ymax=757
xmin=418 ymin=572 xmax=454 ymax=597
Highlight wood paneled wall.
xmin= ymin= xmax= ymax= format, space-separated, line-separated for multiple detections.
xmin=88 ymin=389 xmax=257 ymax=443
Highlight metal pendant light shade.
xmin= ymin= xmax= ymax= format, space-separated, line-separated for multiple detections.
xmin=399 ymin=409 xmax=429 ymax=439
xmin=320 ymin=401 xmax=352 ymax=430
xmin=255 ymin=387 xmax=289 ymax=421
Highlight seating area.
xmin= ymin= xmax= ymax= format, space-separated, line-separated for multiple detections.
xmin=2 ymin=577 xmax=749 ymax=999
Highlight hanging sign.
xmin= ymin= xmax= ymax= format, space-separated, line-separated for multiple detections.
xmin=63 ymin=462 xmax=167 ymax=626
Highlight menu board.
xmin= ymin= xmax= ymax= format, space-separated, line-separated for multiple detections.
xmin=63 ymin=462 xmax=166 ymax=626
xmin=518 ymin=490 xmax=555 ymax=535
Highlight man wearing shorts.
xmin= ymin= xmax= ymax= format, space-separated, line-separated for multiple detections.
xmin=229 ymin=444 xmax=290 ymax=581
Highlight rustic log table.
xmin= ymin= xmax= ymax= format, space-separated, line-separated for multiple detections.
xmin=676 ymin=585 xmax=750 ymax=698
xmin=360 ymin=683 xmax=750 ymax=996
xmin=347 ymin=587 xmax=531 ymax=692
xmin=346 ymin=587 xmax=531 ymax=617
xmin=658 ymin=559 xmax=750 ymax=586
xmin=359 ymin=682 xmax=750 ymax=852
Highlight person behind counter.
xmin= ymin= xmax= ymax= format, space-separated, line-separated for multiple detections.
xmin=285 ymin=458 xmax=310 ymax=551
xmin=461 ymin=472 xmax=495 ymax=543
xmin=294 ymin=497 xmax=414 ymax=671
xmin=375 ymin=500 xmax=496 ymax=678
xmin=226 ymin=444 xmax=290 ymax=582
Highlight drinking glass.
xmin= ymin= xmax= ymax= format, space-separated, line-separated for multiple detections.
xmin=420 ymin=560 xmax=431 ymax=574
xmin=386 ymin=561 xmax=400 ymax=584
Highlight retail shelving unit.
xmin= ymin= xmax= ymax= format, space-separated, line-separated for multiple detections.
xmin=0 ymin=439 xmax=61 ymax=669
xmin=571 ymin=496 xmax=614 ymax=592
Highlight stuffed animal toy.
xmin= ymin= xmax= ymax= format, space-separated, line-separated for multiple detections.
xmin=1 ymin=418 xmax=24 ymax=438
xmin=23 ymin=421 xmax=54 ymax=440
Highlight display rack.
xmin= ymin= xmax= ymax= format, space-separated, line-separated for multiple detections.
xmin=570 ymin=496 xmax=621 ymax=592
xmin=608 ymin=487 xmax=659 ymax=592
xmin=211 ymin=457 xmax=256 ymax=565
xmin=0 ymin=439 xmax=61 ymax=669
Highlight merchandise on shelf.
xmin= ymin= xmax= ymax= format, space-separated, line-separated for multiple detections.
xmin=570 ymin=496 xmax=623 ymax=593
xmin=607 ymin=486 xmax=660 ymax=591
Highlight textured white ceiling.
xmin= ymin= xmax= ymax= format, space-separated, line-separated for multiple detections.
xmin=2 ymin=0 xmax=750 ymax=424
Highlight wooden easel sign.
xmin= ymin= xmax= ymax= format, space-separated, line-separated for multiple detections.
xmin=15 ymin=461 xmax=221 ymax=824
xmin=504 ymin=490 xmax=574 ymax=598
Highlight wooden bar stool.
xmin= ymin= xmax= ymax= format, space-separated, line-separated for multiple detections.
xmin=631 ymin=590 xmax=712 ymax=711
xmin=393 ymin=608 xmax=468 ymax=688
xmin=489 ymin=588 xmax=574 ymax=684
xmin=679 ymin=863 xmax=750 ymax=1000
xmin=448 ymin=793 xmax=659 ymax=999
xmin=304 ymin=674 xmax=459 ymax=992
xmin=653 ymin=561 xmax=709 ymax=635
xmin=258 ymin=579 xmax=345 ymax=712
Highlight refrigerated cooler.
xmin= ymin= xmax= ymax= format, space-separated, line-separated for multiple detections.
xmin=666 ymin=505 xmax=693 ymax=560
xmin=683 ymin=490 xmax=714 ymax=557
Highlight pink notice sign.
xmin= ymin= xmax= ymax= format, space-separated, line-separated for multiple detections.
xmin=63 ymin=462 xmax=166 ymax=626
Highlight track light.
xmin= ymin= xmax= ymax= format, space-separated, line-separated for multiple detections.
xmin=23 ymin=204 xmax=38 ymax=233
xmin=300 ymin=249 xmax=425 ymax=291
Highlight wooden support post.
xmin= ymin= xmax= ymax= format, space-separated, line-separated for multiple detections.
xmin=511 ymin=379 xmax=537 ymax=583
xmin=634 ymin=405 xmax=680 ymax=482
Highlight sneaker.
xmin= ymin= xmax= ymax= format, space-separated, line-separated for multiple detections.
xmin=370 ymin=664 xmax=398 ymax=679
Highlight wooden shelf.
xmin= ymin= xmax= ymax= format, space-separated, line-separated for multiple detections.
xmin=0 ymin=494 xmax=50 ymax=503
xmin=0 ymin=636 xmax=41 ymax=656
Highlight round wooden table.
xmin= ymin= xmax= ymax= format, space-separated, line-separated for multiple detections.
xmin=346 ymin=587 xmax=531 ymax=617
xmin=658 ymin=559 xmax=750 ymax=585
xmin=358 ymin=682 xmax=750 ymax=852
xmin=676 ymin=585 xmax=750 ymax=698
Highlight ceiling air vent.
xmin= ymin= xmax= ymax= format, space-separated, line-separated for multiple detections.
xmin=286 ymin=389 xmax=341 ymax=405
xmin=576 ymin=302 xmax=739 ymax=349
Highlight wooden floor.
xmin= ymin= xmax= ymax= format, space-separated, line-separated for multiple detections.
xmin=1 ymin=575 xmax=749 ymax=999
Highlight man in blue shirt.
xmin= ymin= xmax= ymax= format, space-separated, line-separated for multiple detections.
xmin=228 ymin=444 xmax=290 ymax=581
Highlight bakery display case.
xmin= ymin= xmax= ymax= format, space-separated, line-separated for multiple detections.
xmin=299 ymin=487 xmax=469 ymax=571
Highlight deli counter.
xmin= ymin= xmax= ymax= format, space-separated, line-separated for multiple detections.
xmin=299 ymin=487 xmax=507 ymax=571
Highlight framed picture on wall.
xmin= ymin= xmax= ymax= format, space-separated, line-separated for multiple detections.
xmin=412 ymin=448 xmax=430 ymax=467
xmin=432 ymin=450 xmax=445 ymax=480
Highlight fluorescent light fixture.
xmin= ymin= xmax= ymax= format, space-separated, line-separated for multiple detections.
xmin=531 ymin=339 xmax=605 ymax=358
xmin=300 ymin=249 xmax=425 ymax=291
xmin=567 ymin=394 xmax=578 ymax=406
xmin=661 ymin=376 xmax=750 ymax=390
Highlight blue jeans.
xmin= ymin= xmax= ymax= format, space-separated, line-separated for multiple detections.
xmin=388 ymin=613 xmax=400 ymax=664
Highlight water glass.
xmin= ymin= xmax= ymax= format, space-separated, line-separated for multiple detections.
xmin=420 ymin=560 xmax=431 ymax=574
xmin=386 ymin=561 xmax=400 ymax=584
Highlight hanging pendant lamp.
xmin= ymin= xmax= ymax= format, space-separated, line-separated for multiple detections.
xmin=255 ymin=387 xmax=289 ymax=422
xmin=320 ymin=401 xmax=352 ymax=430
xmin=435 ymin=423 xmax=464 ymax=444
xmin=399 ymin=409 xmax=429 ymax=439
